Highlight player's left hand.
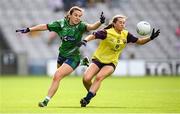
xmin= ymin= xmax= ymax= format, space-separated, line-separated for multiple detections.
xmin=100 ymin=12 xmax=105 ymax=24
xmin=150 ymin=28 xmax=160 ymax=40
xmin=77 ymin=40 xmax=87 ymax=47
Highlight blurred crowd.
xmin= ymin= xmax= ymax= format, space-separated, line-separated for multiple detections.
xmin=48 ymin=0 xmax=122 ymax=12
xmin=48 ymin=0 xmax=102 ymax=12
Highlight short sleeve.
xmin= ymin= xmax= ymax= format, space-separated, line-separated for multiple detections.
xmin=78 ymin=21 xmax=87 ymax=33
xmin=47 ymin=20 xmax=62 ymax=33
xmin=127 ymin=32 xmax=138 ymax=43
xmin=92 ymin=30 xmax=107 ymax=39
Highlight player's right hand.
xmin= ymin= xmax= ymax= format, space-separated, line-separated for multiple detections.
xmin=16 ymin=28 xmax=30 ymax=33
xmin=77 ymin=40 xmax=87 ymax=47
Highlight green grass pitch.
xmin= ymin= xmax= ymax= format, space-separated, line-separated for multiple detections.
xmin=0 ymin=75 xmax=180 ymax=113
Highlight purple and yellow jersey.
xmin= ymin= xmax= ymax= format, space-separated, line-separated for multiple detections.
xmin=92 ymin=28 xmax=138 ymax=66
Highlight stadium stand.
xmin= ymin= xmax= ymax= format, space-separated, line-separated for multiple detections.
xmin=0 ymin=0 xmax=179 ymax=65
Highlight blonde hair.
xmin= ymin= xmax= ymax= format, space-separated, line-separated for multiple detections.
xmin=104 ymin=14 xmax=127 ymax=29
xmin=65 ymin=6 xmax=84 ymax=20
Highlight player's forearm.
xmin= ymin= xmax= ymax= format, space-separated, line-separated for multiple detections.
xmin=87 ymin=21 xmax=101 ymax=31
xmin=136 ymin=37 xmax=151 ymax=45
xmin=29 ymin=24 xmax=48 ymax=32
xmin=84 ymin=35 xmax=96 ymax=42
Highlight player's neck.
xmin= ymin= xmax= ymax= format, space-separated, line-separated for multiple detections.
xmin=69 ymin=20 xmax=79 ymax=26
xmin=69 ymin=21 xmax=74 ymax=26
xmin=114 ymin=28 xmax=122 ymax=34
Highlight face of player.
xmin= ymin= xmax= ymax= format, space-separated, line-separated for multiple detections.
xmin=113 ymin=18 xmax=126 ymax=33
xmin=69 ymin=10 xmax=83 ymax=25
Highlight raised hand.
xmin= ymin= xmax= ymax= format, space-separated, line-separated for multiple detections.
xmin=100 ymin=12 xmax=105 ymax=24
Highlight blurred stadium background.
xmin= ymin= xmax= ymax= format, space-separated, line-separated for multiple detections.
xmin=0 ymin=0 xmax=180 ymax=113
xmin=0 ymin=0 xmax=180 ymax=76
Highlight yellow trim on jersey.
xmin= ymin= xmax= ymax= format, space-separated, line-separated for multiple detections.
xmin=92 ymin=28 xmax=128 ymax=66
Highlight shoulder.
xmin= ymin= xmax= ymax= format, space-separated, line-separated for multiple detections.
xmin=56 ymin=18 xmax=64 ymax=22
xmin=47 ymin=18 xmax=65 ymax=31
xmin=93 ymin=29 xmax=107 ymax=39
xmin=76 ymin=21 xmax=87 ymax=31
xmin=79 ymin=21 xmax=87 ymax=26
xmin=96 ymin=29 xmax=107 ymax=34
xmin=127 ymin=32 xmax=138 ymax=43
xmin=48 ymin=19 xmax=64 ymax=26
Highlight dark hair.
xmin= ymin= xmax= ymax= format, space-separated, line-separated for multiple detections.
xmin=65 ymin=6 xmax=83 ymax=20
xmin=104 ymin=15 xmax=127 ymax=29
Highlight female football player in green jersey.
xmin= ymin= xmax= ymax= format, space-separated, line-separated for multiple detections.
xmin=78 ymin=15 xmax=160 ymax=107
xmin=16 ymin=6 xmax=105 ymax=107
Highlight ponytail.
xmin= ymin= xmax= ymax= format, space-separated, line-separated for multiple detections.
xmin=104 ymin=23 xmax=113 ymax=29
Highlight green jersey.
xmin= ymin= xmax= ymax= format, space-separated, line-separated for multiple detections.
xmin=47 ymin=18 xmax=87 ymax=59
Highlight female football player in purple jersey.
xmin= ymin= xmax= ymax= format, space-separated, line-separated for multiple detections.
xmin=78 ymin=15 xmax=160 ymax=107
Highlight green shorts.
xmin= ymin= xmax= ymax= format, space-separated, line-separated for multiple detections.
xmin=57 ymin=54 xmax=80 ymax=69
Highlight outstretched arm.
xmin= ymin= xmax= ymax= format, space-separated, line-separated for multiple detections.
xmin=76 ymin=34 xmax=96 ymax=47
xmin=16 ymin=24 xmax=48 ymax=33
xmin=135 ymin=36 xmax=151 ymax=45
xmin=29 ymin=24 xmax=48 ymax=32
xmin=86 ymin=12 xmax=105 ymax=31
xmin=136 ymin=28 xmax=160 ymax=45
xmin=77 ymin=30 xmax=106 ymax=47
